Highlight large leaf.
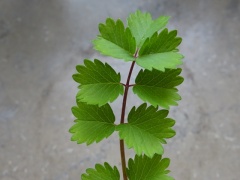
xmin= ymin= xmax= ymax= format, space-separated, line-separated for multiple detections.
xmin=136 ymin=29 xmax=183 ymax=71
xmin=127 ymin=154 xmax=174 ymax=180
xmin=69 ymin=102 xmax=115 ymax=145
xmin=93 ymin=18 xmax=136 ymax=61
xmin=73 ymin=59 xmax=124 ymax=106
xmin=82 ymin=162 xmax=120 ymax=180
xmin=116 ymin=103 xmax=175 ymax=157
xmin=133 ymin=68 xmax=184 ymax=109
xmin=128 ymin=10 xmax=169 ymax=47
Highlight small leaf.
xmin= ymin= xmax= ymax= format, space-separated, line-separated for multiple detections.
xmin=139 ymin=29 xmax=182 ymax=55
xmin=116 ymin=103 xmax=176 ymax=157
xmin=82 ymin=162 xmax=120 ymax=180
xmin=128 ymin=10 xmax=169 ymax=47
xmin=69 ymin=102 xmax=115 ymax=145
xmin=73 ymin=59 xmax=124 ymax=106
xmin=136 ymin=29 xmax=183 ymax=71
xmin=133 ymin=68 xmax=184 ymax=109
xmin=127 ymin=154 xmax=174 ymax=180
xmin=93 ymin=18 xmax=136 ymax=61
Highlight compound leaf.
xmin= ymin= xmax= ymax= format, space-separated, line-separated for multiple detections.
xmin=136 ymin=29 xmax=183 ymax=71
xmin=116 ymin=103 xmax=175 ymax=157
xmin=73 ymin=59 xmax=124 ymax=106
xmin=133 ymin=68 xmax=184 ymax=109
xmin=93 ymin=18 xmax=136 ymax=61
xmin=128 ymin=10 xmax=169 ymax=47
xmin=69 ymin=102 xmax=115 ymax=145
xmin=82 ymin=162 xmax=120 ymax=180
xmin=127 ymin=154 xmax=174 ymax=180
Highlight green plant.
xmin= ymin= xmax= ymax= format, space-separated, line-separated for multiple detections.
xmin=69 ymin=10 xmax=184 ymax=180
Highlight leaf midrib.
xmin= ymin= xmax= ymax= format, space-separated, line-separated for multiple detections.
xmin=125 ymin=123 xmax=162 ymax=141
xmin=134 ymin=84 xmax=176 ymax=90
xmin=81 ymin=82 xmax=123 ymax=86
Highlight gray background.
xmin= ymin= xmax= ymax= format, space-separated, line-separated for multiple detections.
xmin=0 ymin=0 xmax=240 ymax=179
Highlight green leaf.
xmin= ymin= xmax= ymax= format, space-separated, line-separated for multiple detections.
xmin=133 ymin=68 xmax=184 ymax=109
xmin=116 ymin=103 xmax=175 ymax=157
xmin=73 ymin=59 xmax=124 ymax=106
xmin=69 ymin=102 xmax=115 ymax=145
xmin=128 ymin=10 xmax=169 ymax=47
xmin=136 ymin=29 xmax=183 ymax=71
xmin=93 ymin=18 xmax=136 ymax=61
xmin=139 ymin=29 xmax=182 ymax=55
xmin=82 ymin=162 xmax=120 ymax=180
xmin=127 ymin=154 xmax=174 ymax=180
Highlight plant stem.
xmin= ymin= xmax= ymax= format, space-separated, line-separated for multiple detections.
xmin=120 ymin=60 xmax=135 ymax=180
xmin=120 ymin=61 xmax=135 ymax=124
xmin=119 ymin=140 xmax=127 ymax=180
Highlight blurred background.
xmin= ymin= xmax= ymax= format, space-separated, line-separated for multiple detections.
xmin=0 ymin=0 xmax=240 ymax=179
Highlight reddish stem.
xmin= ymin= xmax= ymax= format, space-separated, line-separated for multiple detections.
xmin=120 ymin=61 xmax=135 ymax=124
xmin=119 ymin=50 xmax=138 ymax=180
xmin=119 ymin=61 xmax=136 ymax=180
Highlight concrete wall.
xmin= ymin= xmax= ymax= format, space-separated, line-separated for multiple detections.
xmin=0 ymin=0 xmax=239 ymax=179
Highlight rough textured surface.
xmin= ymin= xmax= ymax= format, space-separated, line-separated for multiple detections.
xmin=0 ymin=0 xmax=240 ymax=179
